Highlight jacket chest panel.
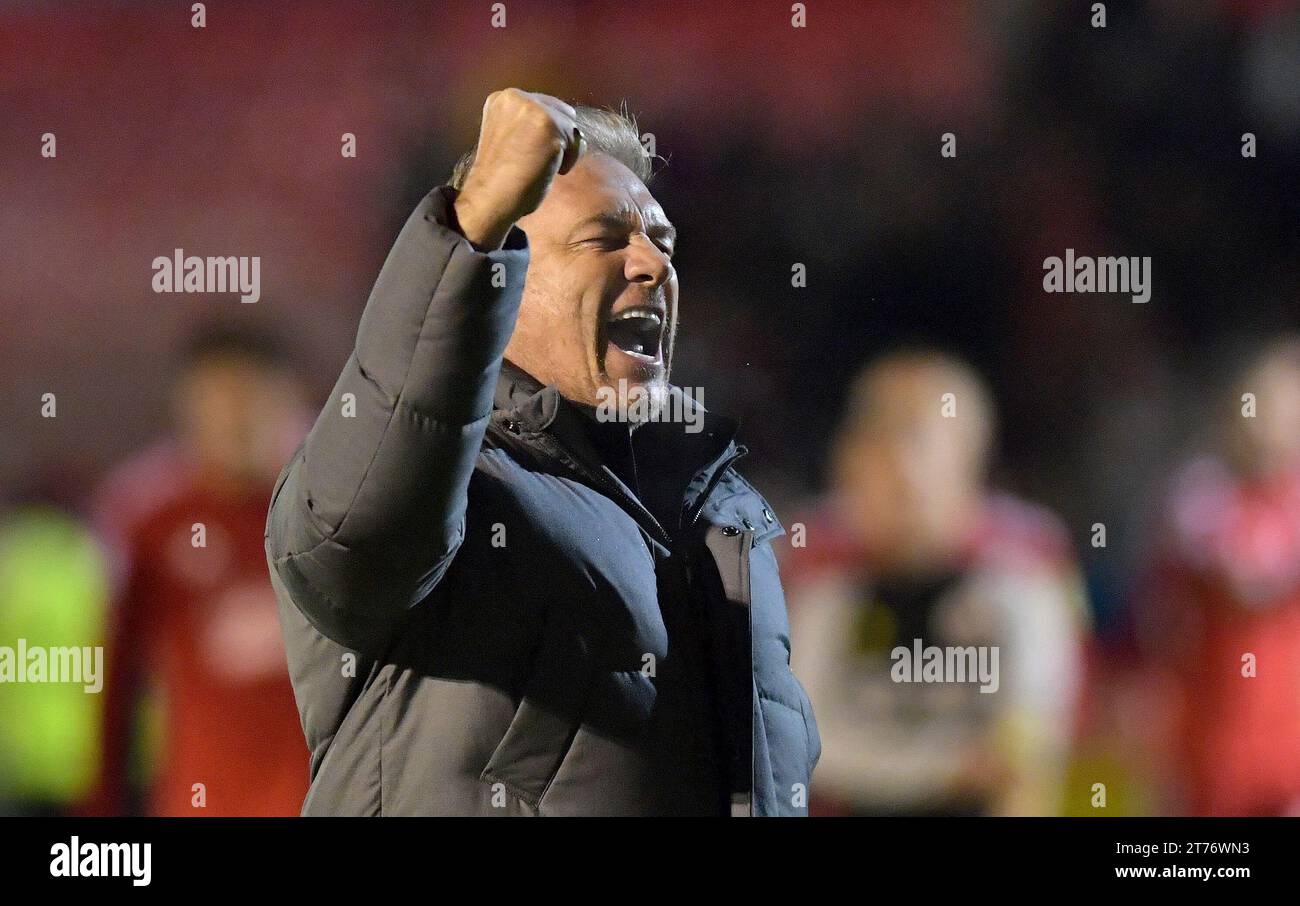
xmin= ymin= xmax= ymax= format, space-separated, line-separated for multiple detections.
xmin=467 ymin=457 xmax=671 ymax=659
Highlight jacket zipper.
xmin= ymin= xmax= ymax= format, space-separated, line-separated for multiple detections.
xmin=502 ymin=418 xmax=750 ymax=815
xmin=576 ymin=442 xmax=750 ymax=543
xmin=686 ymin=446 xmax=748 ymax=528
xmin=530 ymin=431 xmax=676 ymax=548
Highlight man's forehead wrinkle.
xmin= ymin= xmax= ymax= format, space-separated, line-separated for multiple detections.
xmin=569 ymin=207 xmax=676 ymax=240
xmin=569 ymin=205 xmax=675 ymax=240
xmin=628 ymin=185 xmax=672 ymax=231
xmin=639 ymin=200 xmax=675 ymax=236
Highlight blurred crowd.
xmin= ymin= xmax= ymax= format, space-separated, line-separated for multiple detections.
xmin=2 ymin=0 xmax=1298 ymax=816
xmin=786 ymin=340 xmax=1300 ymax=816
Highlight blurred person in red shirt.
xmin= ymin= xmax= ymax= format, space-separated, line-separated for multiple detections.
xmin=85 ymin=324 xmax=311 ymax=816
xmin=1137 ymin=337 xmax=1300 ymax=816
xmin=787 ymin=350 xmax=1089 ymax=816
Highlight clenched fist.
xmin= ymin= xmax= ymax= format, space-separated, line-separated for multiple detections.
xmin=453 ymin=89 xmax=587 ymax=251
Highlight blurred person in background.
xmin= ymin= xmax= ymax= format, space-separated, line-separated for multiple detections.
xmin=0 ymin=480 xmax=109 ymax=817
xmin=788 ymin=350 xmax=1089 ymax=816
xmin=83 ymin=323 xmax=312 ymax=816
xmin=1135 ymin=337 xmax=1300 ymax=816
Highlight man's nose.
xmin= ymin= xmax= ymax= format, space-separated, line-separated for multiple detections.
xmin=624 ymin=236 xmax=672 ymax=287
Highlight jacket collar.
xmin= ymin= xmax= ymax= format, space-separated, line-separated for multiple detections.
xmin=493 ymin=360 xmax=737 ymax=453
xmin=489 ymin=360 xmax=744 ymax=539
xmin=493 ymin=359 xmax=562 ymax=431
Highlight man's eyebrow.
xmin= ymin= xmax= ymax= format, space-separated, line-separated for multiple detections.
xmin=570 ymin=211 xmax=677 ymax=244
xmin=647 ymin=220 xmax=678 ymax=245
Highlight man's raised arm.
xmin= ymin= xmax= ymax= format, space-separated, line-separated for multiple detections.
xmin=265 ymin=90 xmax=584 ymax=651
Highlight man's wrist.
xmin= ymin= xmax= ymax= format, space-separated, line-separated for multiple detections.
xmin=452 ymin=192 xmax=512 ymax=252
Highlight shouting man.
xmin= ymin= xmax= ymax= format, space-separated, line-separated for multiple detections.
xmin=266 ymin=90 xmax=819 ymax=815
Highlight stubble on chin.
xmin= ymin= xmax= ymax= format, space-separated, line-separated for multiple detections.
xmin=593 ymin=372 xmax=670 ymax=425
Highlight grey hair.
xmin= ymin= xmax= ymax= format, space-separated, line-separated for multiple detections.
xmin=449 ymin=103 xmax=655 ymax=189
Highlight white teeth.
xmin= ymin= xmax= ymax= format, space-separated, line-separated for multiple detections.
xmin=611 ymin=310 xmax=662 ymax=326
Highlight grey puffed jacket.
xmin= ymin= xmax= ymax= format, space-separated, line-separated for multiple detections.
xmin=265 ymin=186 xmax=820 ymax=816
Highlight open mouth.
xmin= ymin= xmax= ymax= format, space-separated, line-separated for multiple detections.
xmin=604 ymin=306 xmax=665 ymax=362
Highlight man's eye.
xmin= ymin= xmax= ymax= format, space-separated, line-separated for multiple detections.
xmin=579 ymin=235 xmax=672 ymax=257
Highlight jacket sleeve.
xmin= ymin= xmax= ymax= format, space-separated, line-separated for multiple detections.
xmin=266 ymin=186 xmax=528 ymax=652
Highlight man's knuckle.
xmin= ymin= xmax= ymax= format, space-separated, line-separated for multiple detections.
xmin=522 ymin=100 xmax=552 ymax=124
